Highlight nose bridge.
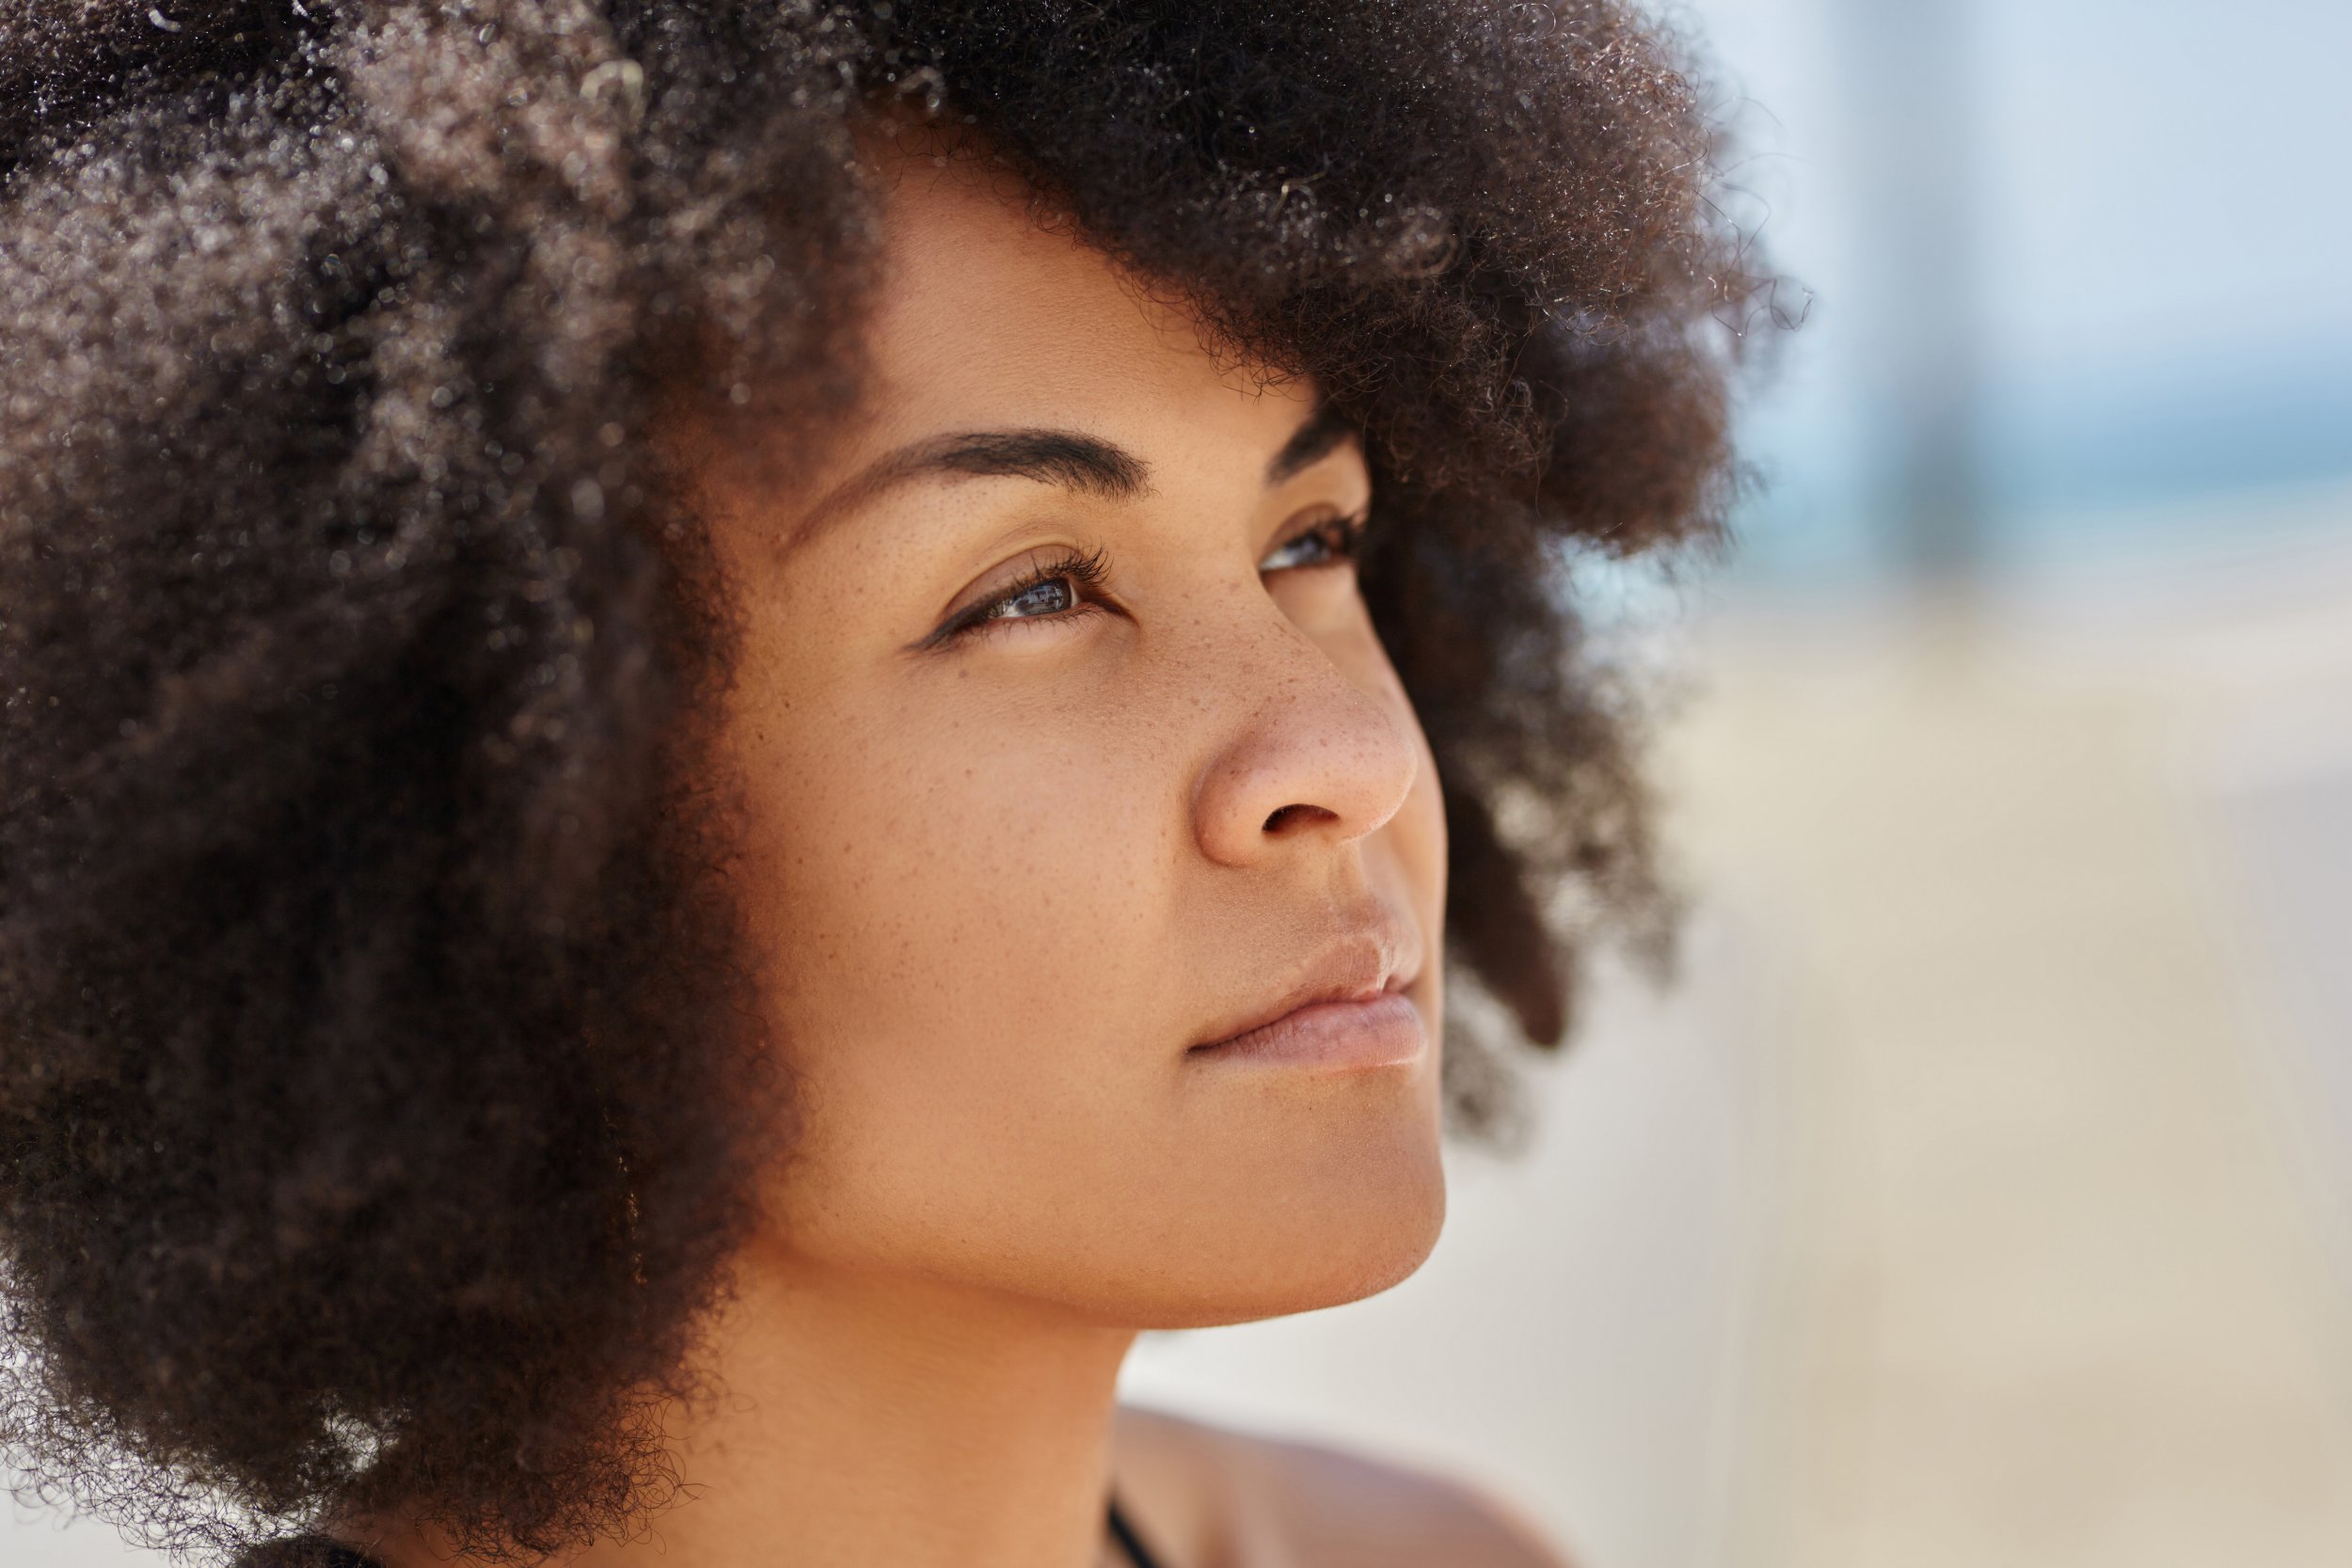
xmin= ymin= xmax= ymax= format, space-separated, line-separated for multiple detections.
xmin=1186 ymin=584 xmax=1418 ymax=863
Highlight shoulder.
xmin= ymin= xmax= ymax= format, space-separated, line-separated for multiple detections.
xmin=1113 ymin=1405 xmax=1574 ymax=1568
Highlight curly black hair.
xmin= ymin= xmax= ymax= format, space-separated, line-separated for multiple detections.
xmin=0 ymin=0 xmax=1762 ymax=1559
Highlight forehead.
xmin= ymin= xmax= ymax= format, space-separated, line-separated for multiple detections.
xmin=856 ymin=142 xmax=1319 ymax=462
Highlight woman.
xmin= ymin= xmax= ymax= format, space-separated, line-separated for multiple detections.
xmin=0 ymin=3 xmax=1757 ymax=1564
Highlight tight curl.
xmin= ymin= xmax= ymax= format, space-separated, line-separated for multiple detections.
xmin=0 ymin=1 xmax=1763 ymax=1559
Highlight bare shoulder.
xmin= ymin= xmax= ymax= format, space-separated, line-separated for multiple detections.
xmin=1112 ymin=1405 xmax=1575 ymax=1568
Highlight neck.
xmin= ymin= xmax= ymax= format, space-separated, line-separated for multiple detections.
xmin=369 ymin=1243 xmax=1137 ymax=1568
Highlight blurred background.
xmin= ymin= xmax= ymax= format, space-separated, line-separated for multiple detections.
xmin=12 ymin=1 xmax=2351 ymax=1565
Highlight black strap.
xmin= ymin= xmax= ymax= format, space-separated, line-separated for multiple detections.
xmin=1106 ymin=1493 xmax=1168 ymax=1568
xmin=255 ymin=1500 xmax=1168 ymax=1568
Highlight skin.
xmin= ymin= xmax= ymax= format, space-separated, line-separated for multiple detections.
xmin=359 ymin=135 xmax=1563 ymax=1568
xmin=717 ymin=142 xmax=1450 ymax=1337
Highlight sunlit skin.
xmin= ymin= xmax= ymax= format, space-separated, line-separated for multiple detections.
xmin=361 ymin=137 xmax=1562 ymax=1568
xmin=716 ymin=150 xmax=1450 ymax=1333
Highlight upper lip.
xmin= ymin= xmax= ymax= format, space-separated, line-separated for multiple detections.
xmin=1192 ymin=911 xmax=1423 ymax=1052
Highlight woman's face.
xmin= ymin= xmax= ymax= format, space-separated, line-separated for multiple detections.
xmin=691 ymin=147 xmax=1448 ymax=1327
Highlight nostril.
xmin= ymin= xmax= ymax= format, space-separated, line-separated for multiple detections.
xmin=1261 ymin=803 xmax=1336 ymax=835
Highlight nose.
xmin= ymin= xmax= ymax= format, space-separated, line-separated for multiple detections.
xmin=1191 ymin=618 xmax=1420 ymax=868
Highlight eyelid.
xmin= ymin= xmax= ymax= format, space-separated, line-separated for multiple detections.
xmin=923 ymin=544 xmax=1111 ymax=648
xmin=919 ymin=502 xmax=1368 ymax=653
xmin=1259 ymin=507 xmax=1371 ymax=571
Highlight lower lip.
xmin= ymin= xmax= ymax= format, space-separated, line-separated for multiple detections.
xmin=1191 ymin=991 xmax=1428 ymax=1071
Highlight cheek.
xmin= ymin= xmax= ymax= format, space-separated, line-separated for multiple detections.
xmin=718 ymin=634 xmax=1449 ymax=1323
xmin=1338 ymin=618 xmax=1450 ymax=1014
xmin=1383 ymin=673 xmax=1450 ymax=944
xmin=745 ymin=708 xmax=1161 ymax=1022
xmin=1360 ymin=659 xmax=1451 ymax=1148
xmin=723 ymin=674 xmax=1192 ymax=1245
xmin=1392 ymin=726 xmax=1450 ymax=1069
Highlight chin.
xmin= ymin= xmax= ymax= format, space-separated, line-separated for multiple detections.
xmin=1248 ymin=1167 xmax=1450 ymax=1322
xmin=1120 ymin=1101 xmax=1451 ymax=1330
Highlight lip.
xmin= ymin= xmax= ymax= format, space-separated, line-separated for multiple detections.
xmin=1191 ymin=991 xmax=1427 ymax=1070
xmin=1188 ymin=922 xmax=1427 ymax=1071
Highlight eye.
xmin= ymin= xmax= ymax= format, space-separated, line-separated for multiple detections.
xmin=1259 ymin=512 xmax=1368 ymax=574
xmin=928 ymin=546 xmax=1111 ymax=646
xmin=992 ymin=575 xmax=1080 ymax=622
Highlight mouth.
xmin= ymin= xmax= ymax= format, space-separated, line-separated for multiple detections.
xmin=1187 ymin=922 xmax=1428 ymax=1072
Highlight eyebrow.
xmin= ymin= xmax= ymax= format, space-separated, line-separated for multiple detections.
xmin=1263 ymin=401 xmax=1356 ymax=487
xmin=784 ymin=401 xmax=1354 ymax=554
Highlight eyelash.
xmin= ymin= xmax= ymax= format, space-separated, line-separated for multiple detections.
xmin=930 ymin=510 xmax=1370 ymax=647
xmin=928 ymin=545 xmax=1114 ymax=646
xmin=1259 ymin=510 xmax=1370 ymax=574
